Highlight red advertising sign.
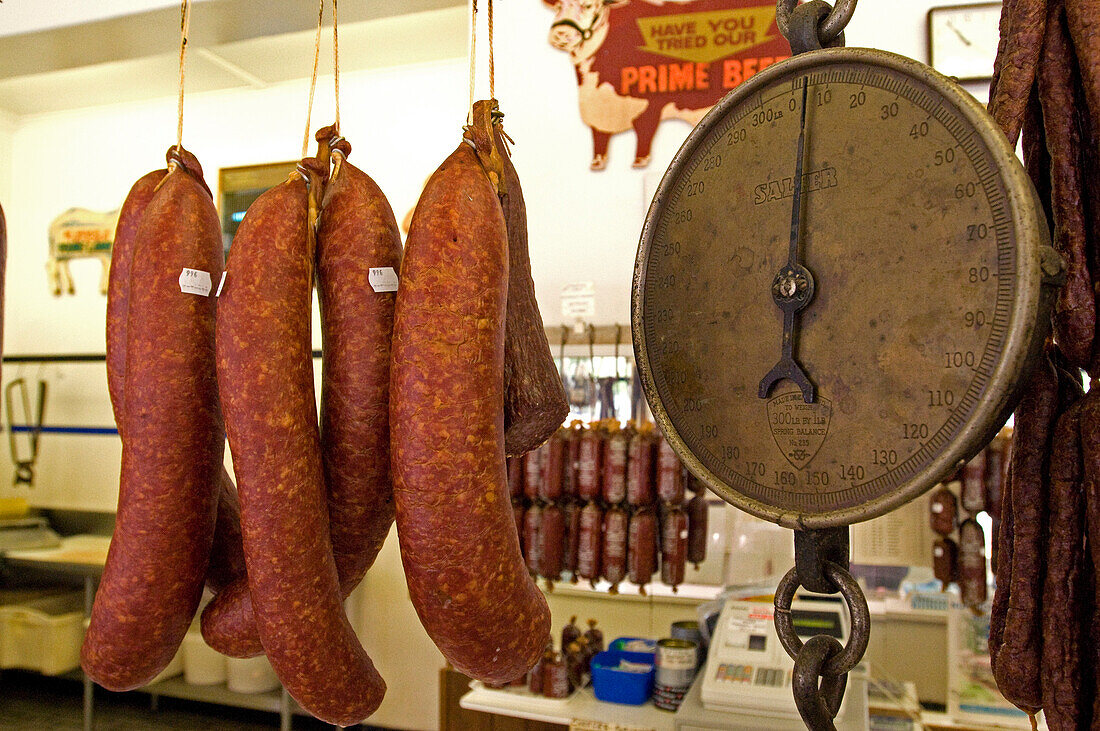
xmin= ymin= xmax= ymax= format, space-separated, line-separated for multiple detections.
xmin=543 ymin=0 xmax=791 ymax=170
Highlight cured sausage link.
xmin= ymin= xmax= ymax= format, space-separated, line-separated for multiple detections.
xmin=106 ymin=169 xmax=166 ymax=424
xmin=216 ymin=170 xmax=384 ymax=725
xmin=82 ymin=154 xmax=225 ymax=691
xmin=1038 ymin=0 xmax=1095 ymax=370
xmin=202 ymin=140 xmax=402 ymax=658
xmin=1041 ymin=401 xmax=1087 ymax=730
xmin=467 ymin=100 xmax=568 ymax=456
xmin=988 ymin=0 xmax=1048 ymax=146
xmin=317 ymin=145 xmax=402 ymax=595
xmin=390 ymin=140 xmax=550 ymax=683
xmin=993 ymin=351 xmax=1060 ymax=712
xmin=105 ymin=166 xmax=245 ymax=597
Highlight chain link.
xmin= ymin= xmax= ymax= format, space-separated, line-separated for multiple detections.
xmin=776 ymin=0 xmax=858 ymax=46
xmin=774 ymin=560 xmax=870 ymax=676
xmin=792 ymin=635 xmax=848 ymax=729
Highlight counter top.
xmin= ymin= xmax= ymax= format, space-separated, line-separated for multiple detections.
xmin=460 ymin=682 xmax=676 ymax=730
xmin=3 ymin=534 xmax=109 ymax=575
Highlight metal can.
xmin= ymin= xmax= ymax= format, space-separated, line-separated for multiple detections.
xmin=655 ymin=638 xmax=697 ymax=691
xmin=670 ymin=620 xmax=705 ymax=668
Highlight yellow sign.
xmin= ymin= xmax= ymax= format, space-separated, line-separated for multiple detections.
xmin=636 ymin=7 xmax=779 ymax=64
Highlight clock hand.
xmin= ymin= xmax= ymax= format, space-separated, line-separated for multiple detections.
xmin=759 ymin=78 xmax=817 ymax=404
xmin=945 ymin=20 xmax=972 ymax=46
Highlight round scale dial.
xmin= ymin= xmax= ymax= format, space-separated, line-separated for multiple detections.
xmin=633 ymin=48 xmax=1058 ymax=529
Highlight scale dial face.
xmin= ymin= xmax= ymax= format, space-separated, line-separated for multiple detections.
xmin=633 ymin=48 xmax=1055 ymax=529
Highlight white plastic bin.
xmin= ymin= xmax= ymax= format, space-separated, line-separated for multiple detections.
xmin=0 ymin=592 xmax=84 ymax=675
xmin=182 ymin=630 xmax=227 ymax=685
xmin=226 ymin=654 xmax=280 ymax=694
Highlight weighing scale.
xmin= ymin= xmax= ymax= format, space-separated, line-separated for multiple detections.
xmin=632 ymin=0 xmax=1060 ymax=727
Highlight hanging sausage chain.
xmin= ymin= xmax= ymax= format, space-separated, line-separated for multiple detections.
xmin=985 ymin=0 xmax=1100 ymax=728
xmin=512 ymin=421 xmax=708 ymax=596
xmin=83 ymin=0 xmax=571 ymax=724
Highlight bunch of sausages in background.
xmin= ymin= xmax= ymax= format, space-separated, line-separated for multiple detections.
xmin=81 ymin=99 xmax=573 ymax=726
xmin=511 ymin=419 xmax=708 ymax=595
xmin=928 ymin=433 xmax=1008 ymax=608
xmin=986 ymin=0 xmax=1100 ymax=727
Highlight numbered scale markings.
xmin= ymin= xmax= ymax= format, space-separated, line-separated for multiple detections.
xmin=633 ymin=48 xmax=1058 ymax=528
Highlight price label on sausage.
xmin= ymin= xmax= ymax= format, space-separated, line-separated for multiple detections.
xmin=369 ymin=267 xmax=399 ymax=293
xmin=179 ymin=268 xmax=213 ymax=296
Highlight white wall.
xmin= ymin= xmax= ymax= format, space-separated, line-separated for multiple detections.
xmin=0 ymin=0 xmax=994 ymax=510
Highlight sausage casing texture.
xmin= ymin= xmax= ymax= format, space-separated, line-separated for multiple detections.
xmin=105 ymin=163 xmax=246 ymax=599
xmin=602 ymin=506 xmax=628 ymax=589
xmin=202 ymin=149 xmax=402 ymax=658
xmin=525 ymin=445 xmax=544 ymax=500
xmin=626 ymin=429 xmax=655 ymax=507
xmin=106 ymin=168 xmax=166 ymax=425
xmin=524 ymin=504 xmax=543 ymax=575
xmin=540 ymin=429 xmax=566 ymax=502
xmin=628 ymin=508 xmax=658 ymax=592
xmin=508 ymin=457 xmax=525 ymax=500
xmin=989 ymin=460 xmax=1013 ymax=671
xmin=83 ymin=159 xmax=225 ymax=691
xmin=986 ymin=439 xmax=1007 ymax=522
xmin=577 ymin=427 xmax=603 ymax=501
xmin=929 ymin=486 xmax=958 ymax=536
xmin=1039 ymin=0 xmax=1095 ymax=369
xmin=989 ymin=0 xmax=1048 ymax=146
xmin=993 ymin=352 xmax=1060 ymax=712
xmin=933 ymin=538 xmax=959 ymax=586
xmin=577 ymin=502 xmax=603 ymax=583
xmin=466 ymin=102 xmax=568 ymax=456
xmin=958 ymin=519 xmax=988 ymax=608
xmin=390 ymin=140 xmax=550 ymax=683
xmin=316 ymin=152 xmax=401 ymax=595
xmin=1080 ymin=390 xmax=1100 ymax=723
xmin=540 ymin=504 xmax=565 ymax=581
xmin=961 ymin=452 xmax=986 ymax=514
xmin=215 ymin=173 xmax=384 ymax=724
xmin=1041 ymin=402 xmax=1087 ymax=730
xmin=661 ymin=506 xmax=689 ymax=590
xmin=603 ymin=426 xmax=629 ymax=504
xmin=563 ymin=425 xmax=581 ymax=500
xmin=686 ymin=492 xmax=708 ymax=567
xmin=563 ymin=500 xmax=581 ymax=575
xmin=1065 ymin=0 xmax=1100 ymax=140
xmin=656 ymin=434 xmax=684 ymax=505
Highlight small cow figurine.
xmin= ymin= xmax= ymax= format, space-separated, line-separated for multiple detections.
xmin=47 ymin=208 xmax=118 ymax=296
xmin=543 ymin=0 xmax=790 ymax=169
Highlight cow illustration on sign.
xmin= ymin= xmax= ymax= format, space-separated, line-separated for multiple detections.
xmin=544 ymin=0 xmax=791 ymax=169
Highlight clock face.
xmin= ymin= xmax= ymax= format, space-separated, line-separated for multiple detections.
xmin=928 ymin=3 xmax=1002 ymax=81
xmin=633 ymin=48 xmax=1051 ymax=528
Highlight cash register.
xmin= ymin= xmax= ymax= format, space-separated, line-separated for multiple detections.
xmin=674 ymin=594 xmax=869 ymax=730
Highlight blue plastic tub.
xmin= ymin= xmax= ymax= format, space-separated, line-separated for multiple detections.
xmin=591 ymin=649 xmax=655 ymax=705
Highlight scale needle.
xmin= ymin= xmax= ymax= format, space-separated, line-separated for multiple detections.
xmin=758 ymin=78 xmax=817 ymax=404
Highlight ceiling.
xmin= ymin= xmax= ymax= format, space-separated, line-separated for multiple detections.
xmin=0 ymin=0 xmax=467 ymax=117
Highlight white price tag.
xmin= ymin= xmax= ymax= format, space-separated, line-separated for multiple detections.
xmin=369 ymin=267 xmax=399 ymax=293
xmin=215 ymin=271 xmax=227 ymax=297
xmin=179 ymin=268 xmax=213 ymax=296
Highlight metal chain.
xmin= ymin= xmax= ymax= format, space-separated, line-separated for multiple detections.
xmin=774 ymin=528 xmax=870 ymax=730
xmin=774 ymin=561 xmax=870 ymax=676
xmin=776 ymin=0 xmax=857 ymax=45
xmin=792 ymin=635 xmax=848 ymax=730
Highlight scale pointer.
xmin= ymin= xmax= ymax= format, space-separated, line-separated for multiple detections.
xmin=759 ymin=77 xmax=817 ymax=404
